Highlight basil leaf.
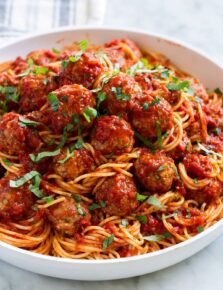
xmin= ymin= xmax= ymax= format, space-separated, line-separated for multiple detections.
xmin=143 ymin=232 xmax=172 ymax=241
xmin=198 ymin=143 xmax=223 ymax=159
xmin=29 ymin=149 xmax=60 ymax=163
xmin=136 ymin=215 xmax=147 ymax=224
xmin=136 ymin=193 xmax=148 ymax=202
xmin=121 ymin=219 xmax=128 ymax=227
xmin=167 ymin=80 xmax=190 ymax=91
xmin=142 ymin=97 xmax=161 ymax=110
xmin=161 ymin=70 xmax=170 ymax=79
xmin=2 ymin=158 xmax=12 ymax=166
xmin=77 ymin=203 xmax=86 ymax=216
xmin=42 ymin=196 xmax=54 ymax=203
xmin=197 ymin=226 xmax=204 ymax=233
xmin=83 ymin=107 xmax=97 ymax=123
xmin=111 ymin=87 xmax=130 ymax=101
xmin=88 ymin=203 xmax=101 ymax=211
xmin=102 ymin=234 xmax=114 ymax=249
xmin=194 ymin=96 xmax=203 ymax=103
xmin=58 ymin=148 xmax=74 ymax=164
xmin=47 ymin=93 xmax=59 ymax=112
xmin=214 ymin=88 xmax=223 ymax=95
xmin=61 ymin=60 xmax=68 ymax=68
xmin=134 ymin=131 xmax=155 ymax=153
xmin=35 ymin=66 xmax=49 ymax=75
xmin=157 ymin=165 xmax=165 ymax=171
xmin=97 ymin=92 xmax=107 ymax=110
xmin=73 ymin=194 xmax=82 ymax=203
xmin=156 ymin=120 xmax=162 ymax=149
xmin=9 ymin=171 xmax=40 ymax=188
xmin=52 ymin=47 xmax=60 ymax=55
xmin=162 ymin=212 xmax=177 ymax=219
xmin=18 ymin=116 xmax=39 ymax=127
xmin=147 ymin=196 xmax=162 ymax=208
xmin=29 ymin=175 xmax=44 ymax=198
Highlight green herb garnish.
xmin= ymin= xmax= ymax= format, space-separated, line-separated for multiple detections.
xmin=29 ymin=149 xmax=60 ymax=163
xmin=136 ymin=193 xmax=148 ymax=202
xmin=136 ymin=215 xmax=147 ymax=224
xmin=134 ymin=131 xmax=155 ymax=153
xmin=83 ymin=107 xmax=97 ymax=123
xmin=167 ymin=80 xmax=190 ymax=91
xmin=9 ymin=171 xmax=40 ymax=188
xmin=147 ymin=196 xmax=162 ymax=208
xmin=18 ymin=116 xmax=39 ymax=127
xmin=142 ymin=97 xmax=161 ymax=110
xmin=47 ymin=93 xmax=59 ymax=112
xmin=111 ymin=87 xmax=130 ymax=101
xmin=102 ymin=234 xmax=115 ymax=249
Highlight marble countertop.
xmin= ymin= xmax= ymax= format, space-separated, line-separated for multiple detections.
xmin=1 ymin=0 xmax=223 ymax=289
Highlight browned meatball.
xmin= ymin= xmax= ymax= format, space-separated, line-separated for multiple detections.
xmin=0 ymin=112 xmax=41 ymax=156
xmin=18 ymin=73 xmax=57 ymax=112
xmin=28 ymin=84 xmax=96 ymax=134
xmin=90 ymin=115 xmax=134 ymax=156
xmin=131 ymin=93 xmax=173 ymax=139
xmin=183 ymin=153 xmax=213 ymax=179
xmin=134 ymin=149 xmax=175 ymax=193
xmin=101 ymin=73 xmax=142 ymax=118
xmin=46 ymin=197 xmax=91 ymax=236
xmin=58 ymin=52 xmax=104 ymax=89
xmin=95 ymin=173 xmax=139 ymax=216
xmin=52 ymin=148 xmax=96 ymax=181
xmin=186 ymin=179 xmax=222 ymax=204
xmin=0 ymin=174 xmax=35 ymax=222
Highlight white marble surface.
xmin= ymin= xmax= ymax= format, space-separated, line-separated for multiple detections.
xmin=1 ymin=0 xmax=223 ymax=289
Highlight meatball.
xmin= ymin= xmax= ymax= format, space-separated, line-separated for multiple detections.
xmin=58 ymin=52 xmax=104 ymax=89
xmin=131 ymin=93 xmax=173 ymax=139
xmin=186 ymin=179 xmax=222 ymax=204
xmin=95 ymin=173 xmax=139 ymax=216
xmin=134 ymin=149 xmax=175 ymax=193
xmin=18 ymin=73 xmax=57 ymax=112
xmin=134 ymin=72 xmax=158 ymax=92
xmin=53 ymin=148 xmax=96 ymax=181
xmin=0 ymin=174 xmax=35 ymax=222
xmin=0 ymin=112 xmax=41 ymax=156
xmin=90 ymin=115 xmax=134 ymax=156
xmin=183 ymin=154 xmax=213 ymax=179
xmin=101 ymin=73 xmax=142 ymax=118
xmin=28 ymin=84 xmax=96 ymax=134
xmin=46 ymin=197 xmax=91 ymax=236
xmin=26 ymin=49 xmax=58 ymax=66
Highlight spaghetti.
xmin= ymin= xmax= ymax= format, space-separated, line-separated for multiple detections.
xmin=0 ymin=38 xmax=222 ymax=260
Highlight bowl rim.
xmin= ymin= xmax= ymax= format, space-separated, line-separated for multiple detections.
xmin=0 ymin=25 xmax=222 ymax=265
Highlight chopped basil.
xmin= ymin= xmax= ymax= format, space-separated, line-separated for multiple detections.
xmin=2 ymin=158 xmax=12 ymax=166
xmin=77 ymin=203 xmax=86 ymax=216
xmin=83 ymin=107 xmax=97 ymax=123
xmin=43 ymin=78 xmax=49 ymax=85
xmin=102 ymin=234 xmax=115 ymax=249
xmin=186 ymin=87 xmax=195 ymax=96
xmin=18 ymin=116 xmax=39 ymax=127
xmin=210 ymin=128 xmax=221 ymax=136
xmin=42 ymin=195 xmax=54 ymax=203
xmin=136 ymin=215 xmax=147 ymax=224
xmin=121 ymin=219 xmax=128 ymax=227
xmin=214 ymin=88 xmax=223 ymax=95
xmin=99 ymin=200 xmax=106 ymax=208
xmin=61 ymin=95 xmax=68 ymax=102
xmin=70 ymin=138 xmax=84 ymax=151
xmin=96 ymin=92 xmax=107 ymax=110
xmin=134 ymin=131 xmax=155 ymax=153
xmin=9 ymin=171 xmax=40 ymax=188
xmin=193 ymin=178 xmax=199 ymax=184
xmin=91 ymin=70 xmax=120 ymax=93
xmin=197 ymin=143 xmax=223 ymax=159
xmin=52 ymin=47 xmax=60 ymax=54
xmin=157 ymin=165 xmax=165 ymax=171
xmin=69 ymin=40 xmax=88 ymax=63
xmin=29 ymin=149 xmax=60 ymax=163
xmin=156 ymin=120 xmax=162 ymax=149
xmin=88 ymin=203 xmax=101 ymax=211
xmin=61 ymin=60 xmax=68 ymax=68
xmin=143 ymin=232 xmax=172 ymax=241
xmin=47 ymin=93 xmax=59 ymax=112
xmin=194 ymin=96 xmax=203 ymax=103
xmin=197 ymin=226 xmax=204 ymax=233
xmin=111 ymin=87 xmax=130 ymax=101
xmin=142 ymin=97 xmax=161 ymax=110
xmin=58 ymin=148 xmax=74 ymax=164
xmin=136 ymin=193 xmax=148 ymax=202
xmin=185 ymin=208 xmax=191 ymax=219
xmin=18 ymin=58 xmax=33 ymax=77
xmin=162 ymin=212 xmax=177 ymax=219
xmin=167 ymin=80 xmax=190 ymax=91
xmin=161 ymin=70 xmax=170 ymax=79
xmin=35 ymin=66 xmax=49 ymax=75
xmin=147 ymin=196 xmax=162 ymax=208
xmin=73 ymin=194 xmax=82 ymax=203
xmin=72 ymin=114 xmax=79 ymax=124
xmin=29 ymin=174 xmax=44 ymax=198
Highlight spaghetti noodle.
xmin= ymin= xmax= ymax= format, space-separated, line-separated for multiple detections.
xmin=0 ymin=38 xmax=222 ymax=260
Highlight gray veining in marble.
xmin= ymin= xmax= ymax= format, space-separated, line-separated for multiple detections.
xmin=1 ymin=0 xmax=223 ymax=289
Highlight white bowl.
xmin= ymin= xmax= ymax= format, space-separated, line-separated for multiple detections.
xmin=0 ymin=27 xmax=223 ymax=281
